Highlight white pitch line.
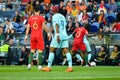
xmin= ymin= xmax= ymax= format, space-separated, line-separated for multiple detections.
xmin=1 ymin=76 xmax=120 ymax=80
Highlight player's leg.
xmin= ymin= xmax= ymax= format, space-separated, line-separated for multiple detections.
xmin=37 ymin=37 xmax=44 ymax=70
xmin=37 ymin=50 xmax=43 ymax=70
xmin=76 ymin=54 xmax=83 ymax=62
xmin=47 ymin=38 xmax=58 ymax=68
xmin=42 ymin=38 xmax=57 ymax=71
xmin=28 ymin=49 xmax=35 ymax=70
xmin=81 ymin=50 xmax=88 ymax=66
xmin=73 ymin=51 xmax=83 ymax=63
xmin=62 ymin=50 xmax=67 ymax=66
xmin=63 ymin=48 xmax=73 ymax=72
xmin=87 ymin=53 xmax=92 ymax=66
xmin=72 ymin=41 xmax=84 ymax=66
xmin=84 ymin=37 xmax=92 ymax=65
xmin=48 ymin=47 xmax=56 ymax=68
xmin=75 ymin=53 xmax=84 ymax=66
xmin=28 ymin=50 xmax=35 ymax=64
xmin=42 ymin=47 xmax=55 ymax=71
xmin=79 ymin=43 xmax=89 ymax=66
xmin=62 ymin=40 xmax=73 ymax=72
xmin=28 ymin=37 xmax=36 ymax=70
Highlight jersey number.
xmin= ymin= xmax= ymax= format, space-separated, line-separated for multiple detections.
xmin=76 ymin=31 xmax=81 ymax=38
xmin=33 ymin=21 xmax=38 ymax=29
xmin=61 ymin=20 xmax=64 ymax=30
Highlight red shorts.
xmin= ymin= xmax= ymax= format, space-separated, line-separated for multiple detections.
xmin=30 ymin=36 xmax=44 ymax=50
xmin=72 ymin=40 xmax=86 ymax=51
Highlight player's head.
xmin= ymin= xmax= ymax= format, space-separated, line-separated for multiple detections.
xmin=83 ymin=23 xmax=90 ymax=31
xmin=51 ymin=5 xmax=59 ymax=14
xmin=75 ymin=22 xmax=81 ymax=28
xmin=34 ymin=6 xmax=40 ymax=14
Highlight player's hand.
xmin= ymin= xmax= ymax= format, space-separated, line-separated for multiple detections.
xmin=24 ymin=38 xmax=28 ymax=43
xmin=46 ymin=45 xmax=49 ymax=48
xmin=57 ymin=36 xmax=60 ymax=43
xmin=24 ymin=36 xmax=28 ymax=43
xmin=47 ymin=33 xmax=51 ymax=41
xmin=19 ymin=58 xmax=23 ymax=61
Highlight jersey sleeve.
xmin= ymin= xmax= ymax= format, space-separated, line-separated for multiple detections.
xmin=28 ymin=17 xmax=31 ymax=26
xmin=52 ymin=16 xmax=59 ymax=26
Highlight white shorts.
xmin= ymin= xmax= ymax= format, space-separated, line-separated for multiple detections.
xmin=50 ymin=36 xmax=69 ymax=48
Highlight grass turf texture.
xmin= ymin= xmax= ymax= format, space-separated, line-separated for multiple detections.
xmin=0 ymin=66 xmax=120 ymax=80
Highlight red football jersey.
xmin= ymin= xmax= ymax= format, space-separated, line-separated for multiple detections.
xmin=22 ymin=0 xmax=30 ymax=3
xmin=112 ymin=23 xmax=120 ymax=31
xmin=74 ymin=27 xmax=88 ymax=42
xmin=28 ymin=15 xmax=45 ymax=37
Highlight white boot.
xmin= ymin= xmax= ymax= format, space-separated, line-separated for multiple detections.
xmin=27 ymin=64 xmax=31 ymax=70
xmin=62 ymin=58 xmax=67 ymax=66
xmin=38 ymin=65 xmax=42 ymax=70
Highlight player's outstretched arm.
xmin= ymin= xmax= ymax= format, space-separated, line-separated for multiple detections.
xmin=86 ymin=33 xmax=97 ymax=37
xmin=24 ymin=24 xmax=30 ymax=43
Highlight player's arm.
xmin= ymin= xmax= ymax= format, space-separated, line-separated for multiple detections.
xmin=86 ymin=32 xmax=97 ymax=37
xmin=70 ymin=29 xmax=76 ymax=38
xmin=42 ymin=22 xmax=51 ymax=40
xmin=84 ymin=27 xmax=96 ymax=37
xmin=24 ymin=24 xmax=30 ymax=42
xmin=56 ymin=23 xmax=60 ymax=42
xmin=42 ymin=22 xmax=49 ymax=33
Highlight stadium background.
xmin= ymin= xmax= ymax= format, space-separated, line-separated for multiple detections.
xmin=0 ymin=0 xmax=120 ymax=66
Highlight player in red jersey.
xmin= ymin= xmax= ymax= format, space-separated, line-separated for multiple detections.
xmin=72 ymin=22 xmax=88 ymax=66
xmin=24 ymin=6 xmax=49 ymax=70
xmin=112 ymin=20 xmax=120 ymax=32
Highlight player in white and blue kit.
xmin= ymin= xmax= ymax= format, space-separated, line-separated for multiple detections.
xmin=84 ymin=35 xmax=92 ymax=63
xmin=42 ymin=6 xmax=73 ymax=72
xmin=50 ymin=13 xmax=68 ymax=48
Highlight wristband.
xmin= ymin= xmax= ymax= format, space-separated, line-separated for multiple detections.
xmin=25 ymin=36 xmax=28 ymax=39
xmin=47 ymin=33 xmax=50 ymax=36
xmin=56 ymin=33 xmax=59 ymax=36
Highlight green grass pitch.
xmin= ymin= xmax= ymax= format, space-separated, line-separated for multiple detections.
xmin=0 ymin=66 xmax=120 ymax=80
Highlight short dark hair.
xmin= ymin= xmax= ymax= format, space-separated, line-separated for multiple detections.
xmin=113 ymin=45 xmax=120 ymax=51
xmin=34 ymin=6 xmax=40 ymax=12
xmin=6 ymin=19 xmax=10 ymax=22
xmin=83 ymin=23 xmax=90 ymax=31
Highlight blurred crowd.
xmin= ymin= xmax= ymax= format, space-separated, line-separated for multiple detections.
xmin=0 ymin=0 xmax=120 ymax=66
xmin=0 ymin=0 xmax=120 ymax=33
xmin=0 ymin=0 xmax=120 ymax=44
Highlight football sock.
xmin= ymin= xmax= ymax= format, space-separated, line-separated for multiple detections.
xmin=28 ymin=52 xmax=33 ymax=64
xmin=88 ymin=53 xmax=92 ymax=62
xmin=66 ymin=52 xmax=72 ymax=67
xmin=76 ymin=54 xmax=83 ymax=61
xmin=38 ymin=52 xmax=42 ymax=65
xmin=83 ymin=54 xmax=88 ymax=65
xmin=48 ymin=52 xmax=54 ymax=68
xmin=86 ymin=44 xmax=91 ymax=52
